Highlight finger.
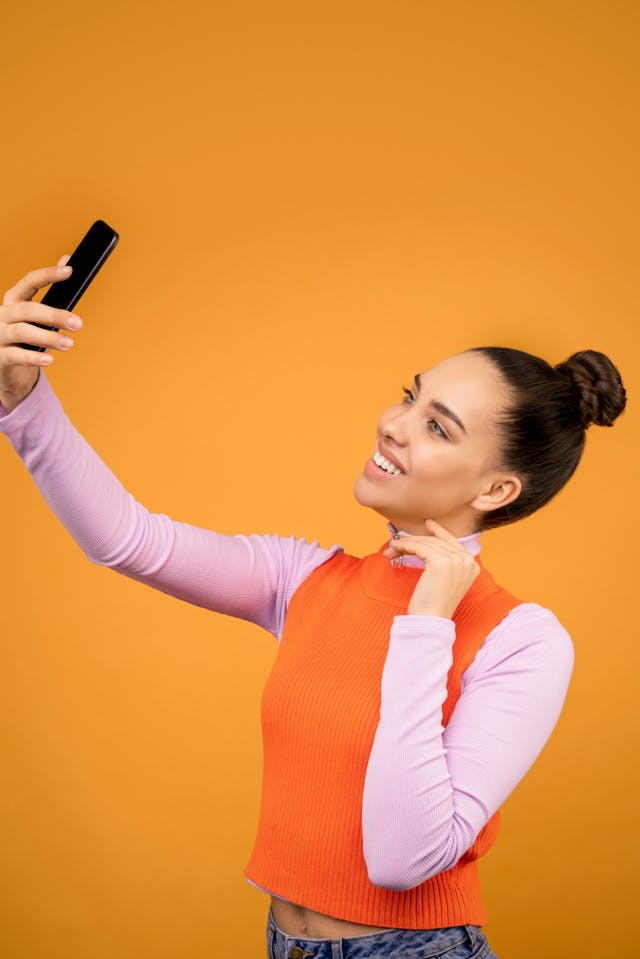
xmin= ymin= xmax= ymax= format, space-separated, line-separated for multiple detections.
xmin=2 ymin=344 xmax=57 ymax=368
xmin=383 ymin=537 xmax=450 ymax=561
xmin=2 ymin=319 xmax=75 ymax=352
xmin=385 ymin=533 xmax=454 ymax=552
xmin=3 ymin=263 xmax=72 ymax=306
xmin=1 ymin=300 xmax=80 ymax=331
xmin=423 ymin=519 xmax=465 ymax=548
xmin=56 ymin=253 xmax=71 ymax=267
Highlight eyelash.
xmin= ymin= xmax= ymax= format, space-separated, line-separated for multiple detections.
xmin=401 ymin=386 xmax=449 ymax=439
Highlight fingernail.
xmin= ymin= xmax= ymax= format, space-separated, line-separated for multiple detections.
xmin=67 ymin=315 xmax=83 ymax=329
xmin=58 ymin=265 xmax=72 ymax=273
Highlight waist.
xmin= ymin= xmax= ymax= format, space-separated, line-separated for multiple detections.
xmin=270 ymin=896 xmax=396 ymax=938
xmin=267 ymin=906 xmax=484 ymax=959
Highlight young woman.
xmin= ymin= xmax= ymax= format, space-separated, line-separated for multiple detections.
xmin=0 ymin=257 xmax=627 ymax=959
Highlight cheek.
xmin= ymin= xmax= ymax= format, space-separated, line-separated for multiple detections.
xmin=406 ymin=455 xmax=450 ymax=489
xmin=409 ymin=447 xmax=472 ymax=486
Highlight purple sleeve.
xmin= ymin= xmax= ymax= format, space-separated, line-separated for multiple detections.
xmin=0 ymin=371 xmax=342 ymax=640
xmin=362 ymin=603 xmax=575 ymax=890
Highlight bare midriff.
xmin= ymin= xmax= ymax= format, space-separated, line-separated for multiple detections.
xmin=270 ymin=896 xmax=396 ymax=938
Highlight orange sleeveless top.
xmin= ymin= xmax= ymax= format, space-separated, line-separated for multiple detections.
xmin=244 ymin=542 xmax=522 ymax=928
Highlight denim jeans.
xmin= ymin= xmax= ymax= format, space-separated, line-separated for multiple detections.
xmin=266 ymin=908 xmax=500 ymax=959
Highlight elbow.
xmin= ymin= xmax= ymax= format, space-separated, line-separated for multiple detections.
xmin=363 ymin=840 xmax=411 ymax=889
xmin=364 ymin=840 xmax=459 ymax=891
xmin=366 ymin=865 xmax=416 ymax=892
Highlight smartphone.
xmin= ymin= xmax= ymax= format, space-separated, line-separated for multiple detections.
xmin=19 ymin=219 xmax=119 ymax=352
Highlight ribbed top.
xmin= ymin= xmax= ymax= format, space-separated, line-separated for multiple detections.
xmin=244 ymin=542 xmax=521 ymax=928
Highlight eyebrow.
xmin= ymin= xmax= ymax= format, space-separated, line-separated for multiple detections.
xmin=413 ymin=374 xmax=467 ymax=435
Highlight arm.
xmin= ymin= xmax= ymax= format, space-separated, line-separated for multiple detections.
xmin=362 ymin=602 xmax=575 ymax=889
xmin=0 ymin=371 xmax=342 ymax=638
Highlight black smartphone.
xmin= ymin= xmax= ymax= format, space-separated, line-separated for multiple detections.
xmin=19 ymin=219 xmax=119 ymax=352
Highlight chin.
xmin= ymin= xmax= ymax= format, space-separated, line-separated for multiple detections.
xmin=352 ymin=474 xmax=364 ymax=500
xmin=352 ymin=473 xmax=376 ymax=507
xmin=352 ymin=478 xmax=393 ymax=522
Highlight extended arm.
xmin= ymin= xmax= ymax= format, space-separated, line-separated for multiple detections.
xmin=0 ymin=371 xmax=342 ymax=638
xmin=362 ymin=603 xmax=574 ymax=889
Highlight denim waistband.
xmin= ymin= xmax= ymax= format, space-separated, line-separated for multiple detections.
xmin=267 ymin=907 xmax=482 ymax=959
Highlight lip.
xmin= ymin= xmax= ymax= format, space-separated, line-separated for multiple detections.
xmin=376 ymin=440 xmax=406 ymax=474
xmin=364 ymin=456 xmax=402 ymax=480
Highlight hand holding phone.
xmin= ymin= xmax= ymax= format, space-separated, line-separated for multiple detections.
xmin=19 ymin=219 xmax=119 ymax=351
xmin=0 ymin=220 xmax=119 ymax=412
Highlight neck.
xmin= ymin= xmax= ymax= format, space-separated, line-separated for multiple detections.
xmin=385 ymin=520 xmax=482 ymax=563
xmin=386 ymin=519 xmax=480 ymax=539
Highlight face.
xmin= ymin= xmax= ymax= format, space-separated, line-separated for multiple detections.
xmin=352 ymin=351 xmax=522 ymax=538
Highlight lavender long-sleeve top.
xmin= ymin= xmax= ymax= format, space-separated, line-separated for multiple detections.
xmin=0 ymin=372 xmax=575 ymax=895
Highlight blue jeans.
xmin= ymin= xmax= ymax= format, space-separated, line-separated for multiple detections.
xmin=266 ymin=908 xmax=500 ymax=958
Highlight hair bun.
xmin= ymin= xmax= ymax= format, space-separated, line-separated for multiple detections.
xmin=554 ymin=350 xmax=627 ymax=428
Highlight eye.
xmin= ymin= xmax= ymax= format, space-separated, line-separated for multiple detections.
xmin=427 ymin=418 xmax=447 ymax=439
xmin=401 ymin=386 xmax=415 ymax=404
xmin=400 ymin=386 xmax=449 ymax=440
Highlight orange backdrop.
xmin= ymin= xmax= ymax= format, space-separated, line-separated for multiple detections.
xmin=1 ymin=2 xmax=638 ymax=956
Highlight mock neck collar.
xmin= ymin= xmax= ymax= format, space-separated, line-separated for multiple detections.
xmin=385 ymin=521 xmax=482 ymax=568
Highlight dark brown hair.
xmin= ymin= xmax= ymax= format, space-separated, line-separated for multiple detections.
xmin=466 ymin=347 xmax=627 ymax=531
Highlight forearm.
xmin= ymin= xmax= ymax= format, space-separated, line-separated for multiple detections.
xmin=0 ymin=369 xmax=173 ymax=569
xmin=362 ymin=615 xmax=460 ymax=889
xmin=362 ymin=604 xmax=575 ymax=891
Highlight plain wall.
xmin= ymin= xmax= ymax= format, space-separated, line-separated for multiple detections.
xmin=1 ymin=2 xmax=638 ymax=956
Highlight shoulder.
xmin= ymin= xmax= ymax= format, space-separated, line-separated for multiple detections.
xmin=237 ymin=534 xmax=343 ymax=642
xmin=258 ymin=533 xmax=344 ymax=602
xmin=463 ymin=601 xmax=575 ymax=687
xmin=235 ymin=532 xmax=343 ymax=587
xmin=259 ymin=533 xmax=344 ymax=576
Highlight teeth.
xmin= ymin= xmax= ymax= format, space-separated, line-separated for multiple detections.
xmin=373 ymin=450 xmax=403 ymax=475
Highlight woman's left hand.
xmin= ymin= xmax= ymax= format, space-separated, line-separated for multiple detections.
xmin=383 ymin=519 xmax=481 ymax=619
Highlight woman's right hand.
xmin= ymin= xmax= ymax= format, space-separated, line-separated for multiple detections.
xmin=0 ymin=254 xmax=83 ymax=412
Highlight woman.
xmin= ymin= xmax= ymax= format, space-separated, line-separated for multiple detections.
xmin=0 ymin=257 xmax=627 ymax=959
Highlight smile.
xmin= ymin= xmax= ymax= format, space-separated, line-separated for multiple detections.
xmin=372 ymin=449 xmax=404 ymax=475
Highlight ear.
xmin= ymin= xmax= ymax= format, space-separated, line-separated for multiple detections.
xmin=471 ymin=474 xmax=522 ymax=515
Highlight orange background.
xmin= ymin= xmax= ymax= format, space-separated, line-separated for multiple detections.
xmin=1 ymin=2 xmax=638 ymax=956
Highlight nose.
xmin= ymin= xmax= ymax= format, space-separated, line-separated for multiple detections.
xmin=381 ymin=408 xmax=408 ymax=448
